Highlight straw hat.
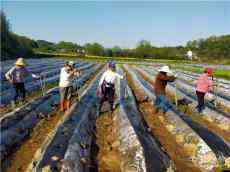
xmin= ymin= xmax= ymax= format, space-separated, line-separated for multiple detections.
xmin=15 ymin=58 xmax=26 ymax=66
xmin=158 ymin=65 xmax=172 ymax=74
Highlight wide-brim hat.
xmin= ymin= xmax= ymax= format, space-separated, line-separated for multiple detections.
xmin=15 ymin=58 xmax=26 ymax=66
xmin=158 ymin=65 xmax=173 ymax=74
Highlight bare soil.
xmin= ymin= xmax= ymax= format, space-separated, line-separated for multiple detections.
xmin=125 ymin=66 xmax=202 ymax=172
xmin=5 ymin=109 xmax=63 ymax=172
xmin=95 ymin=108 xmax=122 ymax=172
xmin=137 ymin=68 xmax=230 ymax=142
xmin=3 ymin=67 xmax=104 ymax=172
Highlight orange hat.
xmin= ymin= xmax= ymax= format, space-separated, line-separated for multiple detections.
xmin=204 ymin=67 xmax=213 ymax=76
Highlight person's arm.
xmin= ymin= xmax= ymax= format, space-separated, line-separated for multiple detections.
xmin=167 ymin=76 xmax=176 ymax=82
xmin=5 ymin=67 xmax=14 ymax=83
xmin=208 ymin=80 xmax=213 ymax=91
xmin=193 ymin=79 xmax=197 ymax=86
xmin=115 ymin=72 xmax=124 ymax=79
xmin=72 ymin=68 xmax=81 ymax=77
xmin=158 ymin=73 xmax=176 ymax=82
xmin=99 ymin=71 xmax=107 ymax=86
xmin=25 ymin=68 xmax=40 ymax=79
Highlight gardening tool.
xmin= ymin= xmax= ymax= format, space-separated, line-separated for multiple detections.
xmin=174 ymin=72 xmax=178 ymax=107
xmin=174 ymin=82 xmax=178 ymax=107
xmin=39 ymin=75 xmax=46 ymax=96
xmin=74 ymin=75 xmax=80 ymax=101
xmin=124 ymin=72 xmax=128 ymax=99
xmin=212 ymin=77 xmax=219 ymax=107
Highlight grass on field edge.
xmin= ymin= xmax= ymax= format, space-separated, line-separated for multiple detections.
xmin=34 ymin=52 xmax=230 ymax=65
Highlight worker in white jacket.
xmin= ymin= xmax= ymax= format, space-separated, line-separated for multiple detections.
xmin=59 ymin=61 xmax=79 ymax=112
xmin=96 ymin=61 xmax=123 ymax=116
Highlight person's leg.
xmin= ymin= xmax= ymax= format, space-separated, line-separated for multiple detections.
xmin=96 ymin=84 xmax=107 ymax=116
xmin=154 ymin=95 xmax=161 ymax=113
xmin=196 ymin=91 xmax=204 ymax=113
xmin=160 ymin=95 xmax=172 ymax=113
xmin=66 ymin=86 xmax=73 ymax=110
xmin=20 ymin=83 xmax=26 ymax=101
xmin=12 ymin=83 xmax=19 ymax=108
xmin=60 ymin=87 xmax=66 ymax=112
xmin=200 ymin=92 xmax=206 ymax=113
xmin=154 ymin=95 xmax=160 ymax=108
xmin=157 ymin=95 xmax=167 ymax=112
xmin=108 ymin=88 xmax=115 ymax=112
xmin=13 ymin=83 xmax=19 ymax=102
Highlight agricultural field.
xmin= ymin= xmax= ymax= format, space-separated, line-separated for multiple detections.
xmin=0 ymin=58 xmax=229 ymax=172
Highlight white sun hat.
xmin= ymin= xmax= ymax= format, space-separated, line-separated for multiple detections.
xmin=158 ymin=65 xmax=173 ymax=74
xmin=68 ymin=61 xmax=75 ymax=66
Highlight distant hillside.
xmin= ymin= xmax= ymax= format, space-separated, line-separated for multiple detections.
xmin=1 ymin=11 xmax=38 ymax=60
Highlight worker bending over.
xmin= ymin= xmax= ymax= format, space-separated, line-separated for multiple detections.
xmin=154 ymin=65 xmax=176 ymax=114
xmin=96 ymin=61 xmax=123 ymax=116
xmin=59 ymin=61 xmax=80 ymax=112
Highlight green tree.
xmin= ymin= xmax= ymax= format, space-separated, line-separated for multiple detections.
xmin=135 ymin=40 xmax=153 ymax=57
xmin=84 ymin=43 xmax=104 ymax=56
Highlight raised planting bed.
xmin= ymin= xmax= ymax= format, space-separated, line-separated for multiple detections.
xmin=0 ymin=64 xmax=103 ymax=167
xmin=116 ymin=66 xmax=175 ymax=172
xmin=30 ymin=69 xmax=104 ymax=171
xmin=140 ymin=66 xmax=230 ymax=115
xmin=0 ymin=62 xmax=95 ymax=106
xmin=137 ymin=67 xmax=230 ymax=144
xmin=124 ymin=64 xmax=219 ymax=172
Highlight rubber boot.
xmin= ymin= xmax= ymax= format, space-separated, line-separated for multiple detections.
xmin=60 ymin=100 xmax=65 ymax=112
xmin=66 ymin=100 xmax=71 ymax=110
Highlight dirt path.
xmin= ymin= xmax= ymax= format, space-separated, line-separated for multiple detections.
xmin=95 ymin=108 xmax=122 ymax=172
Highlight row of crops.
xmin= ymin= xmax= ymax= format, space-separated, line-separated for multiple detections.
xmin=0 ymin=58 xmax=229 ymax=172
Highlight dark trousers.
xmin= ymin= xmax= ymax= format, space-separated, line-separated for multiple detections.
xmin=60 ymin=86 xmax=73 ymax=101
xmin=98 ymin=86 xmax=115 ymax=113
xmin=196 ymin=91 xmax=206 ymax=113
xmin=13 ymin=82 xmax=26 ymax=102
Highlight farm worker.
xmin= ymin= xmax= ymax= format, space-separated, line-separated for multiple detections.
xmin=96 ymin=61 xmax=124 ymax=116
xmin=187 ymin=50 xmax=193 ymax=60
xmin=5 ymin=57 xmax=40 ymax=108
xmin=154 ymin=65 xmax=176 ymax=113
xmin=194 ymin=67 xmax=213 ymax=114
xmin=59 ymin=61 xmax=79 ymax=112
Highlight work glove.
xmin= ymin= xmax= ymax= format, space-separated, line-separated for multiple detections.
xmin=32 ymin=74 xmax=40 ymax=80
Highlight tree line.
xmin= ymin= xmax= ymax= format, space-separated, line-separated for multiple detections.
xmin=1 ymin=11 xmax=230 ymax=61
